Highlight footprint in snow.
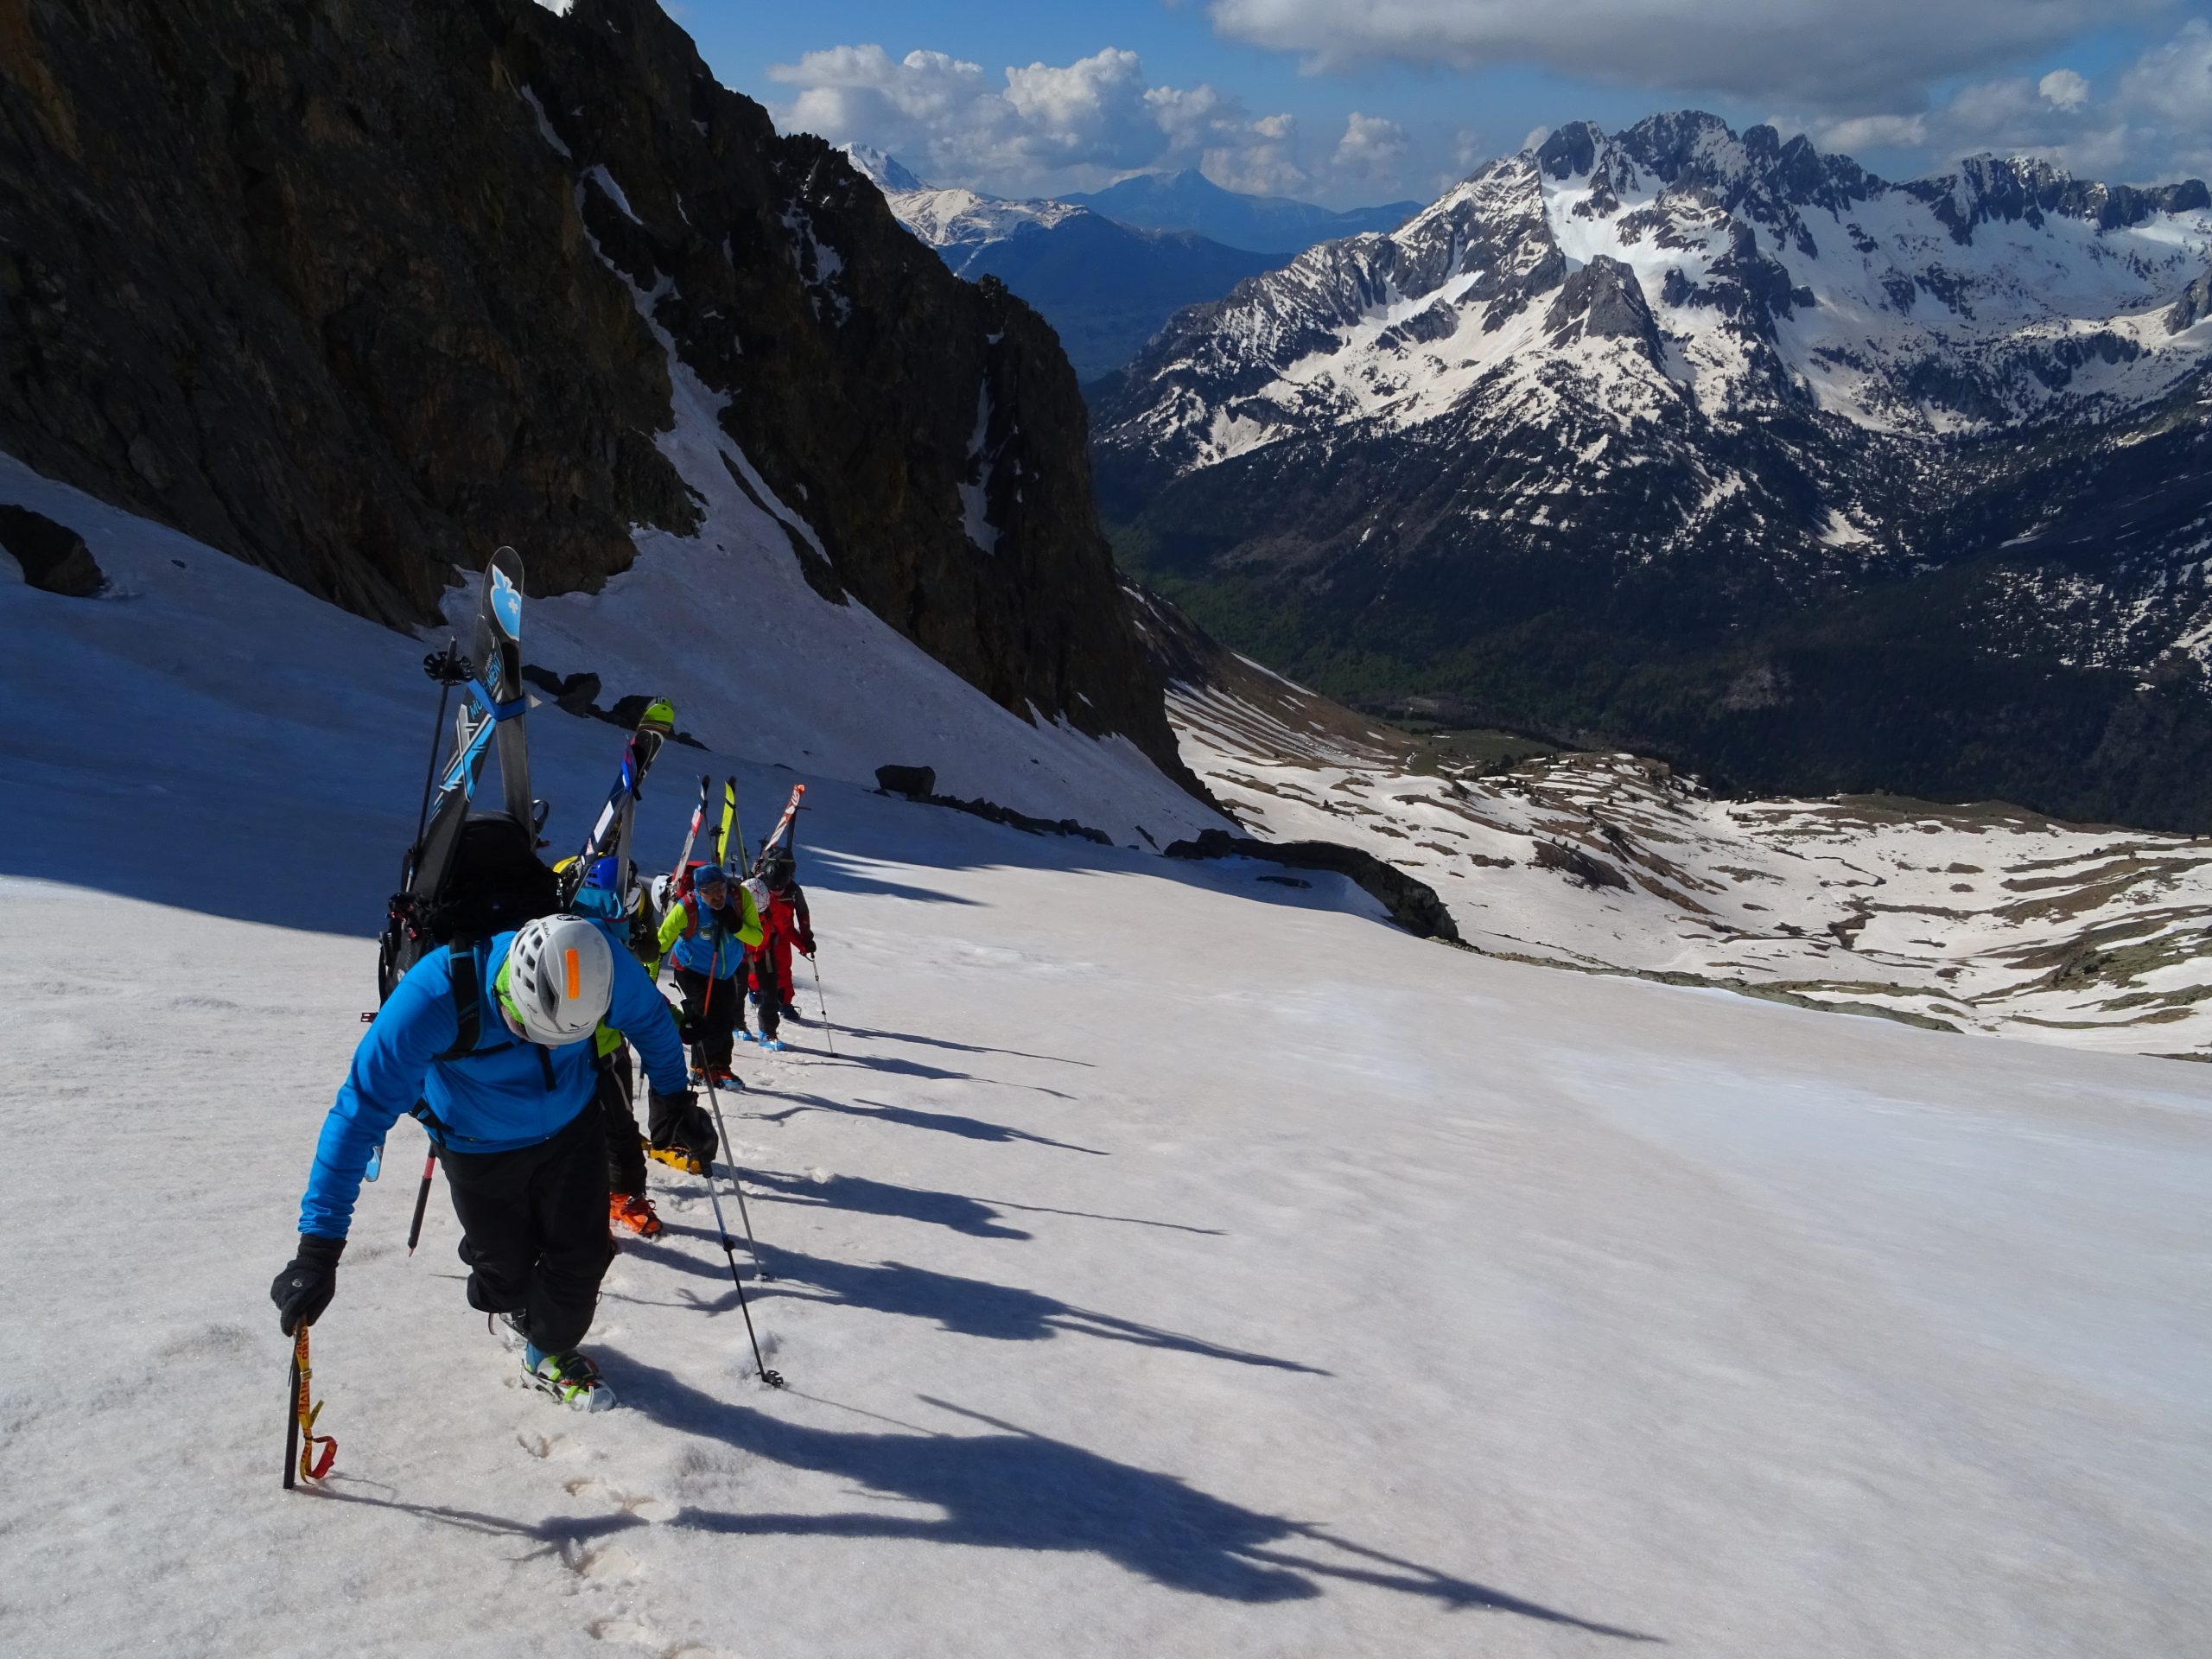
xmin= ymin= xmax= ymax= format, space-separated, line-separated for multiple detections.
xmin=584 ymin=1616 xmax=727 ymax=1658
xmin=566 ymin=1476 xmax=675 ymax=1522
xmin=561 ymin=1540 xmax=641 ymax=1581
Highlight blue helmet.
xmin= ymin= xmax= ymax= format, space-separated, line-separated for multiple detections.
xmin=582 ymin=854 xmax=621 ymax=891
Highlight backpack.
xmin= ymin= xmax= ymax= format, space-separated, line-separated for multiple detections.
xmin=378 ymin=811 xmax=562 ymax=1058
xmin=422 ymin=812 xmax=561 ymax=948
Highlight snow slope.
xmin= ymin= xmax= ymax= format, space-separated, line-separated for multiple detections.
xmin=5 ymin=460 xmax=2212 ymax=1657
xmin=1173 ymin=667 xmax=2212 ymax=1054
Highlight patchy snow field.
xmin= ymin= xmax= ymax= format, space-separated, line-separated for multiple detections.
xmin=1175 ymin=670 xmax=2212 ymax=1055
xmin=4 ymin=465 xmax=2211 ymax=1656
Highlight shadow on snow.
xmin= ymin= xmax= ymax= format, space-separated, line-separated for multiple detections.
xmin=747 ymin=1087 xmax=1108 ymax=1155
xmin=613 ymin=1370 xmax=1661 ymax=1638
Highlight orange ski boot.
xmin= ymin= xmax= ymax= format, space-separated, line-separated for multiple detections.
xmin=608 ymin=1192 xmax=664 ymax=1239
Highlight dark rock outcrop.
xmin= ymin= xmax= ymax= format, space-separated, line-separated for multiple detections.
xmin=0 ymin=504 xmax=103 ymax=595
xmin=0 ymin=0 xmax=1197 ymax=788
xmin=874 ymin=765 xmax=938 ymax=799
xmin=1164 ymin=828 xmax=1460 ymax=942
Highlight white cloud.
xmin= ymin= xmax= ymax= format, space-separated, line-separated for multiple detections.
xmin=1206 ymin=0 xmax=2171 ymax=111
xmin=768 ymin=42 xmax=1328 ymax=200
xmin=1792 ymin=20 xmax=2212 ymax=184
xmin=2037 ymin=68 xmax=2090 ymax=111
xmin=1333 ymin=112 xmax=1408 ymax=177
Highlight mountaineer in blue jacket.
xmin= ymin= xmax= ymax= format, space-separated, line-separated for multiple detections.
xmin=269 ymin=913 xmax=693 ymax=1411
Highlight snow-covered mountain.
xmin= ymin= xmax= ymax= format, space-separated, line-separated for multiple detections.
xmin=842 ymin=148 xmax=1275 ymax=381
xmin=843 ymin=144 xmax=1089 ymax=261
xmin=1096 ymin=112 xmax=2212 ymax=830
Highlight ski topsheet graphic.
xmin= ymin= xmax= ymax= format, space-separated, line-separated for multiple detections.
xmin=752 ymin=783 xmax=805 ymax=874
xmin=377 ymin=548 xmax=533 ymax=1001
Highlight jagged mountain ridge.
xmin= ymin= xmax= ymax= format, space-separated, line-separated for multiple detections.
xmin=0 ymin=0 xmax=1192 ymax=783
xmin=1094 ymin=111 xmax=2212 ymax=830
xmin=840 ymin=148 xmax=1276 ymax=382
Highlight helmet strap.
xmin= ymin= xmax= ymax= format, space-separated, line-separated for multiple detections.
xmin=491 ymin=957 xmax=531 ymax=1041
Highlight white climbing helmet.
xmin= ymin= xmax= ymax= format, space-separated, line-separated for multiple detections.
xmin=501 ymin=914 xmax=614 ymax=1046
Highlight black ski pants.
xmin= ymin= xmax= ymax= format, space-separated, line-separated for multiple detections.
xmin=674 ymin=966 xmax=740 ymax=1072
xmin=595 ymin=1043 xmax=647 ymax=1198
xmin=442 ymin=1106 xmax=613 ymax=1356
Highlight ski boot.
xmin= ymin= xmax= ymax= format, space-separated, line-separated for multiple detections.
xmin=646 ymin=1141 xmax=707 ymax=1176
xmin=778 ymin=1001 xmax=803 ymax=1022
xmin=528 ymin=1349 xmax=618 ymax=1412
xmin=708 ymin=1068 xmax=740 ymax=1090
xmin=758 ymin=1036 xmax=787 ymax=1053
xmin=609 ymin=1192 xmax=664 ymax=1239
xmin=688 ymin=1065 xmax=707 ymax=1087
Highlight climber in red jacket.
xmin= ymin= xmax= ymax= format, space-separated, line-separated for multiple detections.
xmin=747 ymin=847 xmax=814 ymax=1052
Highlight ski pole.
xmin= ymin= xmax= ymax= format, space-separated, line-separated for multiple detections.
xmin=700 ymin=1073 xmax=768 ymax=1277
xmin=284 ymin=1325 xmax=337 ymax=1488
xmin=696 ymin=1071 xmax=785 ymax=1389
xmin=808 ymin=953 xmax=837 ymax=1057
xmin=405 ymin=1144 xmax=438 ymax=1254
xmin=410 ymin=642 xmax=469 ymax=850
xmin=283 ymin=1338 xmax=300 ymax=1490
xmin=694 ymin=969 xmax=769 ymax=1276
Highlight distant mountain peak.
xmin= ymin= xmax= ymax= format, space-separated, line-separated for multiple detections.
xmin=841 ymin=144 xmax=927 ymax=194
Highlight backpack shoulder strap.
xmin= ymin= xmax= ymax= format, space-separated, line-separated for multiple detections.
xmin=435 ymin=939 xmax=485 ymax=1063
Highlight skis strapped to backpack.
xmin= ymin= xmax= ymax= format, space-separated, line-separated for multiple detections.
xmin=750 ymin=783 xmax=805 ymax=876
xmin=378 ymin=549 xmax=539 ymax=1001
xmin=649 ymin=777 xmax=713 ymax=988
xmin=563 ymin=698 xmax=675 ymax=907
xmin=715 ymin=776 xmax=740 ymax=868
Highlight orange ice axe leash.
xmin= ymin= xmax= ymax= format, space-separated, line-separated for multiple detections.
xmin=283 ymin=1325 xmax=337 ymax=1489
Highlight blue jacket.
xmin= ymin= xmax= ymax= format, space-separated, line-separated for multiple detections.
xmin=299 ymin=931 xmax=688 ymax=1238
xmin=662 ymin=887 xmax=762 ymax=978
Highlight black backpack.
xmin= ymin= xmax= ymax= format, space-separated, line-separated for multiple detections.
xmin=422 ymin=812 xmax=561 ymax=947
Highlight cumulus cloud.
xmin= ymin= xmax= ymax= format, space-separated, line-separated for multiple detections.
xmin=1333 ymin=112 xmax=1409 ymax=177
xmin=2037 ymin=68 xmax=2090 ymax=111
xmin=1206 ymin=0 xmax=2171 ymax=111
xmin=1793 ymin=20 xmax=2212 ymax=183
xmin=767 ymin=42 xmax=1319 ymax=199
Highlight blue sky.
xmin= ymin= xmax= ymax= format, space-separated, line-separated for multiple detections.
xmin=672 ymin=1 xmax=2212 ymax=207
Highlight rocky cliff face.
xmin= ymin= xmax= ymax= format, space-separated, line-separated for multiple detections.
xmin=1094 ymin=111 xmax=2212 ymax=829
xmin=0 ymin=0 xmax=1189 ymax=780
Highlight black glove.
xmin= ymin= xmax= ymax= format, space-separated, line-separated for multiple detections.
xmin=648 ymin=1088 xmax=718 ymax=1164
xmin=270 ymin=1235 xmax=345 ymax=1335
